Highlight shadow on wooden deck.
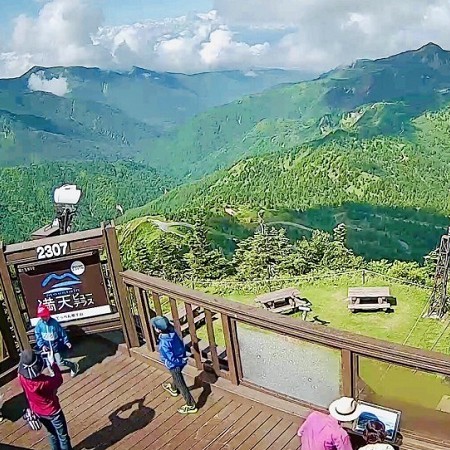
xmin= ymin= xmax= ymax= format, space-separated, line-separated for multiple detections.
xmin=0 ymin=335 xmax=301 ymax=450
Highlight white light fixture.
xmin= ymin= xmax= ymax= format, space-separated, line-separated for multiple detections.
xmin=53 ymin=184 xmax=82 ymax=206
xmin=53 ymin=184 xmax=82 ymax=234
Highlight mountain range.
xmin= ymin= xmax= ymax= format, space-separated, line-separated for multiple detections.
xmin=2 ymin=42 xmax=450 ymax=261
xmin=0 ymin=66 xmax=311 ymax=166
xmin=139 ymin=42 xmax=450 ymax=177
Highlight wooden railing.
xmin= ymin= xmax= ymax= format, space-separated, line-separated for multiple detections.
xmin=121 ymin=270 xmax=450 ymax=447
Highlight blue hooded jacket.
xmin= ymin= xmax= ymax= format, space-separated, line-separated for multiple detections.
xmin=35 ymin=318 xmax=70 ymax=353
xmin=158 ymin=329 xmax=187 ymax=370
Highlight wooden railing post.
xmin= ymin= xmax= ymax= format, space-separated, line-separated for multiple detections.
xmin=185 ymin=303 xmax=203 ymax=370
xmin=0 ymin=243 xmax=30 ymax=352
xmin=103 ymin=223 xmax=139 ymax=349
xmin=221 ymin=314 xmax=240 ymax=385
xmin=133 ymin=286 xmax=156 ymax=352
xmin=341 ymin=349 xmax=354 ymax=397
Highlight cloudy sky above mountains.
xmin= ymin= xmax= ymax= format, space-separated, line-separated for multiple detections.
xmin=0 ymin=0 xmax=450 ymax=78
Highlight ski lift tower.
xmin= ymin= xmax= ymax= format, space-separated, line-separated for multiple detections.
xmin=427 ymin=227 xmax=450 ymax=318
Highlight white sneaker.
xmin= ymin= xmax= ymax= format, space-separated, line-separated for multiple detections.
xmin=70 ymin=362 xmax=79 ymax=377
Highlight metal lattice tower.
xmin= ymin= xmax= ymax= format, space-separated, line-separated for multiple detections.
xmin=427 ymin=227 xmax=450 ymax=318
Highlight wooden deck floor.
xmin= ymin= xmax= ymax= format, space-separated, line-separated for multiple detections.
xmin=0 ymin=352 xmax=301 ymax=449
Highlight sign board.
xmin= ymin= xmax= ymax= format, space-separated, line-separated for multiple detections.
xmin=18 ymin=253 xmax=111 ymax=326
xmin=352 ymin=401 xmax=401 ymax=444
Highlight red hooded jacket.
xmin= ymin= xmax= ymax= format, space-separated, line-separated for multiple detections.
xmin=19 ymin=363 xmax=63 ymax=417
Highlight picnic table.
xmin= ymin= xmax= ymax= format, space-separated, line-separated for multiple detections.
xmin=255 ymin=288 xmax=312 ymax=318
xmin=347 ymin=287 xmax=394 ymax=312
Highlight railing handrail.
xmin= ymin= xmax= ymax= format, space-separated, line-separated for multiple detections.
xmin=121 ymin=270 xmax=450 ymax=375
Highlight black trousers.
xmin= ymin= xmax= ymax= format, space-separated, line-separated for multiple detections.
xmin=170 ymin=367 xmax=195 ymax=406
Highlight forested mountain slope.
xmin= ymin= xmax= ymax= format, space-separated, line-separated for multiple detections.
xmin=140 ymin=43 xmax=450 ymax=177
xmin=122 ymin=106 xmax=450 ymax=261
xmin=0 ymin=66 xmax=310 ymax=166
xmin=0 ymin=161 xmax=173 ymax=243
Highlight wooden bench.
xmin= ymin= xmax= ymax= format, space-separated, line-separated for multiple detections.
xmin=348 ymin=287 xmax=394 ymax=312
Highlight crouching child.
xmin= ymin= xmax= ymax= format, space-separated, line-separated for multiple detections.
xmin=35 ymin=305 xmax=79 ymax=377
xmin=151 ymin=316 xmax=197 ymax=414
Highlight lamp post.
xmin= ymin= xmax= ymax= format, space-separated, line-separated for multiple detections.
xmin=31 ymin=184 xmax=82 ymax=239
xmin=53 ymin=185 xmax=82 ymax=235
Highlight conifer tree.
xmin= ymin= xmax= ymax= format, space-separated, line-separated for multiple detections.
xmin=186 ymin=217 xmax=231 ymax=280
xmin=233 ymin=221 xmax=292 ymax=280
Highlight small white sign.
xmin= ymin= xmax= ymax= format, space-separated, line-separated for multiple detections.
xmin=71 ymin=260 xmax=85 ymax=276
xmin=30 ymin=305 xmax=112 ymax=326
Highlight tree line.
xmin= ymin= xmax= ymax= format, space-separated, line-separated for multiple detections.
xmin=119 ymin=218 xmax=436 ymax=287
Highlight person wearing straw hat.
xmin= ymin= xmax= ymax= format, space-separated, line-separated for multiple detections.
xmin=18 ymin=349 xmax=72 ymax=450
xmin=297 ymin=396 xmax=362 ymax=450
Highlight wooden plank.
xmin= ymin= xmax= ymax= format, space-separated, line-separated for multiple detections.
xmin=104 ymin=224 xmax=139 ymax=349
xmin=237 ymin=415 xmax=282 ymax=450
xmin=120 ymin=271 xmax=450 ymax=375
xmin=169 ymin=297 xmax=183 ymax=335
xmin=348 ymin=287 xmax=390 ymax=297
xmin=222 ymin=409 xmax=272 ymax=449
xmin=0 ymin=244 xmax=30 ymax=352
xmin=186 ymin=400 xmax=245 ymax=450
xmin=205 ymin=308 xmax=221 ymax=377
xmin=341 ymin=349 xmax=353 ymax=397
xmin=221 ymin=315 xmax=239 ymax=385
xmin=134 ymin=286 xmax=153 ymax=352
xmin=72 ymin=372 xmax=171 ymax=450
xmin=255 ymin=418 xmax=293 ymax=450
xmin=206 ymin=407 xmax=259 ymax=450
xmin=140 ymin=289 xmax=158 ymax=352
xmin=58 ymin=367 xmax=163 ymax=448
xmin=8 ymin=359 xmax=141 ymax=448
xmin=272 ymin=422 xmax=300 ymax=450
xmin=152 ymin=291 xmax=163 ymax=316
xmin=31 ymin=363 xmax=154 ymax=450
xmin=189 ymin=403 xmax=253 ymax=450
xmin=255 ymin=288 xmax=301 ymax=304
xmin=348 ymin=303 xmax=390 ymax=310
xmin=141 ymin=394 xmax=225 ymax=450
xmin=185 ymin=302 xmax=202 ymax=370
xmin=281 ymin=434 xmax=301 ymax=450
xmin=110 ymin=391 xmax=186 ymax=449
xmin=162 ymin=398 xmax=232 ymax=450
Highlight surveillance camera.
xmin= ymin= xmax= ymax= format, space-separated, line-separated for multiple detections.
xmin=53 ymin=185 xmax=82 ymax=205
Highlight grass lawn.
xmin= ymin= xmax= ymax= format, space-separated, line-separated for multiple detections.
xmin=196 ymin=272 xmax=449 ymax=355
xmin=194 ymin=273 xmax=449 ymax=439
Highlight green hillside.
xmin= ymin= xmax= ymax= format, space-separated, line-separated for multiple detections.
xmin=0 ymin=88 xmax=158 ymax=166
xmin=122 ymin=105 xmax=450 ymax=261
xmin=140 ymin=43 xmax=450 ymax=177
xmin=0 ymin=66 xmax=311 ymax=166
xmin=22 ymin=66 xmax=312 ymax=130
xmin=0 ymin=161 xmax=173 ymax=243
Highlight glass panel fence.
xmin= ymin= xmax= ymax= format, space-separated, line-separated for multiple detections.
xmin=356 ymin=356 xmax=450 ymax=442
xmin=236 ymin=322 xmax=342 ymax=408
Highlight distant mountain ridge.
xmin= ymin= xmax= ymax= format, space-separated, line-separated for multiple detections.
xmin=0 ymin=65 xmax=312 ymax=166
xmin=138 ymin=42 xmax=450 ymax=177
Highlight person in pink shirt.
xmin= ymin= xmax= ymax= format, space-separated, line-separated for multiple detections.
xmin=298 ymin=397 xmax=362 ymax=450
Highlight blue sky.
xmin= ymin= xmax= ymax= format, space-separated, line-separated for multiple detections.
xmin=102 ymin=0 xmax=213 ymax=24
xmin=1 ymin=0 xmax=213 ymax=32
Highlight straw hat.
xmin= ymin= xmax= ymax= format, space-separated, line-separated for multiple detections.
xmin=328 ymin=397 xmax=362 ymax=422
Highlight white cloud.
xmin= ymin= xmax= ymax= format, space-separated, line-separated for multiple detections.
xmin=1 ymin=0 xmax=450 ymax=77
xmin=213 ymin=0 xmax=450 ymax=71
xmin=28 ymin=71 xmax=70 ymax=96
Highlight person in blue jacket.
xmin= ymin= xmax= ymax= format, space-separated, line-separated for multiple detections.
xmin=35 ymin=305 xmax=79 ymax=377
xmin=151 ymin=315 xmax=197 ymax=414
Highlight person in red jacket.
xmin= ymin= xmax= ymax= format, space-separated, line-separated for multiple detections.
xmin=18 ymin=349 xmax=72 ymax=450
